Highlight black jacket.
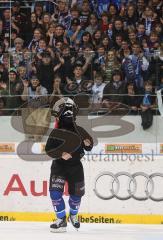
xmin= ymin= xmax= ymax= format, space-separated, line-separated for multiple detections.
xmin=45 ymin=124 xmax=93 ymax=165
xmin=37 ymin=63 xmax=54 ymax=94
xmin=102 ymin=81 xmax=126 ymax=103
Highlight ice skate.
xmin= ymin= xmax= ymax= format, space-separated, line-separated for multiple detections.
xmin=69 ymin=214 xmax=80 ymax=230
xmin=50 ymin=216 xmax=67 ymax=233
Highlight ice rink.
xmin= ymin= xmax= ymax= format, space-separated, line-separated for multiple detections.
xmin=0 ymin=222 xmax=163 ymax=240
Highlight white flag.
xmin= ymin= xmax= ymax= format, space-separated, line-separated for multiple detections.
xmin=157 ymin=89 xmax=163 ymax=117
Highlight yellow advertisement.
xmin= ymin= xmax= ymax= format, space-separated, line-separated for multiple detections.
xmin=160 ymin=144 xmax=163 ymax=154
xmin=41 ymin=143 xmax=46 ymax=153
xmin=0 ymin=143 xmax=15 ymax=153
xmin=0 ymin=212 xmax=163 ymax=224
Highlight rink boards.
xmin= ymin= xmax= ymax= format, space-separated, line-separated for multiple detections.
xmin=0 ymin=115 xmax=163 ymax=224
xmin=0 ymin=153 xmax=163 ymax=224
xmin=1 ymin=212 xmax=163 ymax=224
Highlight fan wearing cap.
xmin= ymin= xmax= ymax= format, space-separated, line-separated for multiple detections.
xmin=49 ymin=24 xmax=69 ymax=49
xmin=21 ymin=75 xmax=48 ymax=103
xmin=45 ymin=97 xmax=93 ymax=232
xmin=102 ymin=70 xmax=126 ymax=112
xmin=8 ymin=68 xmax=22 ymax=94
xmin=67 ymin=18 xmax=84 ymax=47
xmin=5 ymin=68 xmax=23 ymax=113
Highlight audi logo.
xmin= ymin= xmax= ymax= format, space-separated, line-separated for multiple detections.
xmin=93 ymin=172 xmax=163 ymax=202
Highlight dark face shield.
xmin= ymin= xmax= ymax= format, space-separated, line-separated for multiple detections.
xmin=53 ymin=98 xmax=78 ymax=126
xmin=59 ymin=103 xmax=76 ymax=125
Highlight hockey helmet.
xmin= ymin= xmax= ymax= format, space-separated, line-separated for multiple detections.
xmin=52 ymin=97 xmax=79 ymax=119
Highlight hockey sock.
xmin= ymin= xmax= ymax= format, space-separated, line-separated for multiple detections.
xmin=69 ymin=195 xmax=81 ymax=215
xmin=50 ymin=190 xmax=66 ymax=219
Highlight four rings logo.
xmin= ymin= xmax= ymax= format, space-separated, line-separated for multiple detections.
xmin=94 ymin=172 xmax=163 ymax=202
xmin=105 ymin=144 xmax=142 ymax=154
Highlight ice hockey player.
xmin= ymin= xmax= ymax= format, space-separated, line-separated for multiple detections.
xmin=45 ymin=97 xmax=93 ymax=232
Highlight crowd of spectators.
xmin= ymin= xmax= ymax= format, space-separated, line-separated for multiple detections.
xmin=0 ymin=0 xmax=162 ymax=119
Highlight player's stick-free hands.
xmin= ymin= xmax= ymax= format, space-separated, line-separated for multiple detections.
xmin=61 ymin=152 xmax=72 ymax=160
xmin=83 ymin=139 xmax=91 ymax=147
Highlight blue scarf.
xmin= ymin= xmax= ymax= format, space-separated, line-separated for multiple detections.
xmin=143 ymin=93 xmax=151 ymax=106
xmin=131 ymin=55 xmax=143 ymax=88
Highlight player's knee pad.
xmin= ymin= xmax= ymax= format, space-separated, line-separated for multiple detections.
xmin=49 ymin=175 xmax=65 ymax=192
xmin=69 ymin=195 xmax=81 ymax=213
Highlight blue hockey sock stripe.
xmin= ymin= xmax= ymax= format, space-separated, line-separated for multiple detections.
xmin=70 ymin=208 xmax=78 ymax=215
xmin=56 ymin=209 xmax=66 ymax=219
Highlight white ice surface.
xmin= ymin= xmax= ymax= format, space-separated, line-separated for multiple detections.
xmin=0 ymin=222 xmax=163 ymax=240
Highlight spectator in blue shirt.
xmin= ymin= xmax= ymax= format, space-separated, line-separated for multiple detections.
xmin=67 ymin=18 xmax=84 ymax=48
